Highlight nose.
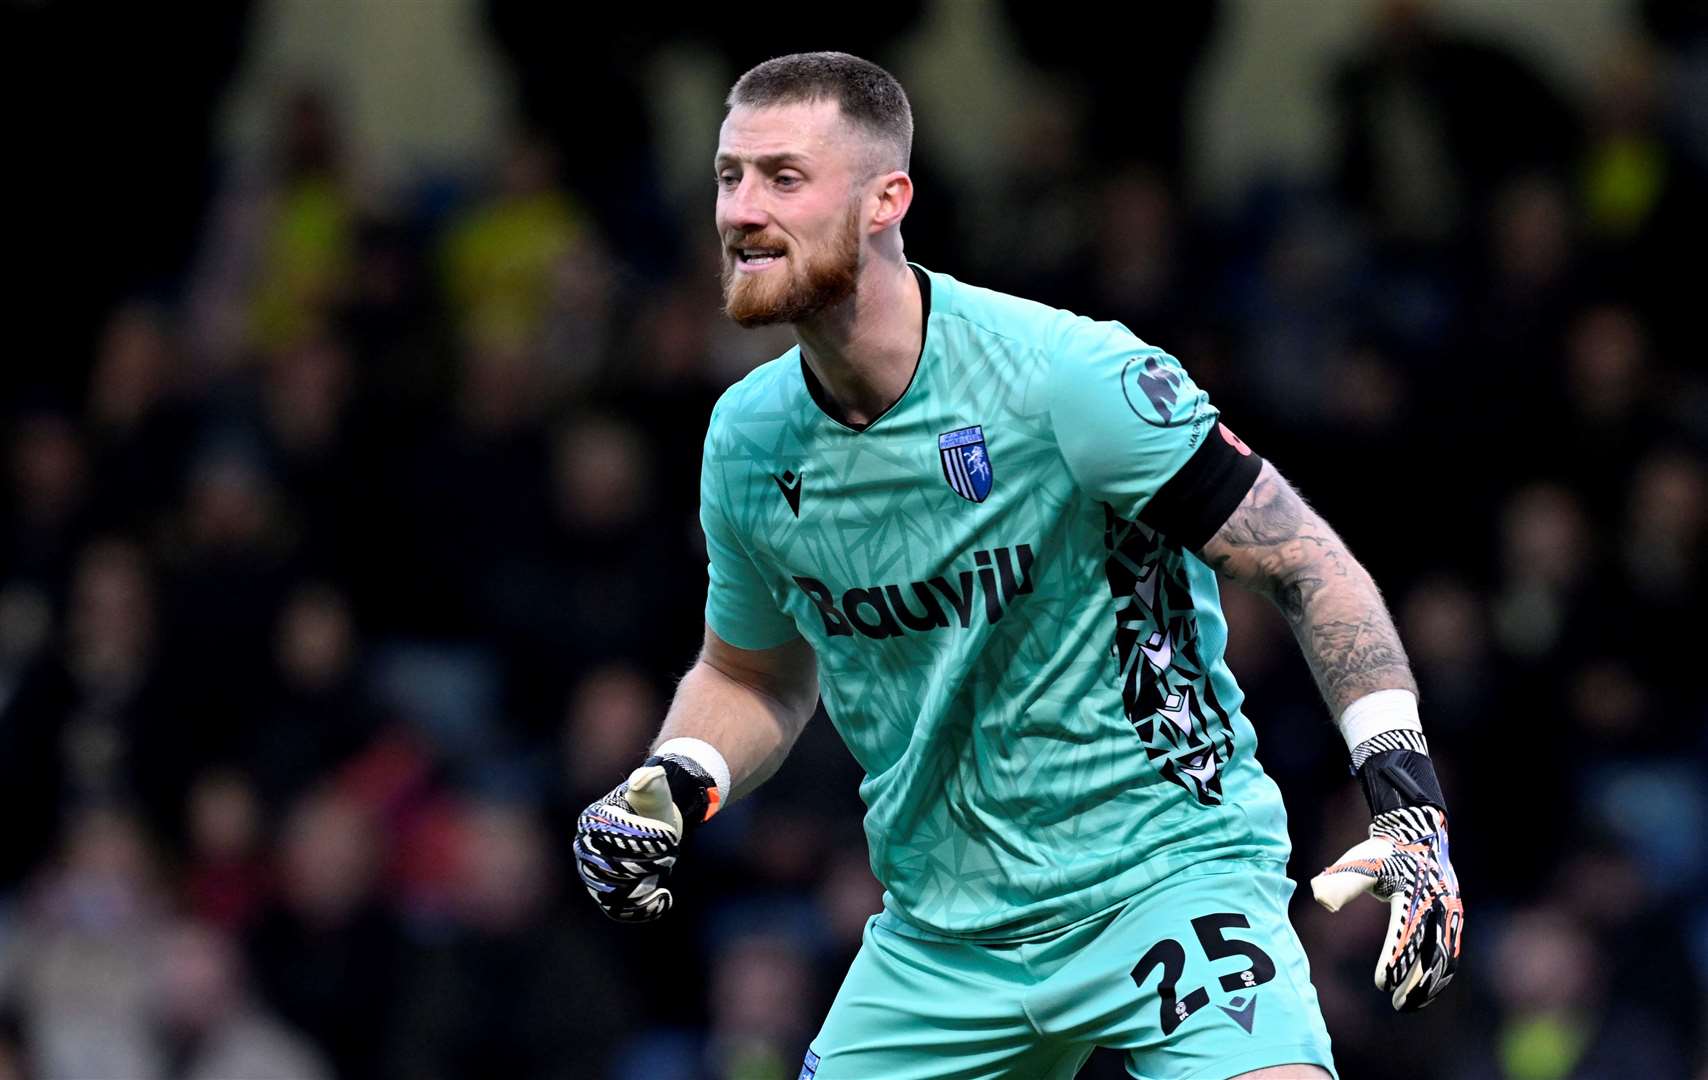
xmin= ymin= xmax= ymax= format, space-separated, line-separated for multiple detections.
xmin=719 ymin=175 xmax=769 ymax=234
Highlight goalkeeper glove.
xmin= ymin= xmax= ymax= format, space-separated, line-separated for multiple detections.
xmin=574 ymin=753 xmax=719 ymax=923
xmin=1311 ymin=740 xmax=1465 ymax=1011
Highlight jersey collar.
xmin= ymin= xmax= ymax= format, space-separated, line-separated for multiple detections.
xmin=799 ymin=264 xmax=931 ymax=433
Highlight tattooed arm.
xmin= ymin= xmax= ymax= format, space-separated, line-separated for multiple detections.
xmin=1200 ymin=459 xmax=1463 ymax=1013
xmin=1197 ymin=460 xmax=1416 ymax=716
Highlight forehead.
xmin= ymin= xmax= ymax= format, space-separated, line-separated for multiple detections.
xmin=716 ymin=100 xmax=855 ymax=165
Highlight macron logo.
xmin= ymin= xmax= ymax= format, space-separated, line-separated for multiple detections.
xmin=773 ymin=470 xmax=803 ymax=517
xmin=1219 ymin=996 xmax=1257 ymax=1034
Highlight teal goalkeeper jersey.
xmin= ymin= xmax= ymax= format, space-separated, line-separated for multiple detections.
xmin=700 ymin=265 xmax=1292 ymax=940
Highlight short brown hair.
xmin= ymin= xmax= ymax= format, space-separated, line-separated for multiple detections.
xmin=727 ymin=51 xmax=912 ymax=174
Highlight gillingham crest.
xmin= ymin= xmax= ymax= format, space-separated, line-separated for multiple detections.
xmin=939 ymin=425 xmax=993 ymax=503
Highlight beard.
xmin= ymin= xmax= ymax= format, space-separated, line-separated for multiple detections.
xmin=721 ymin=205 xmax=861 ymax=328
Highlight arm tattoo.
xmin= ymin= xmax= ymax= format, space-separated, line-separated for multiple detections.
xmin=1199 ymin=462 xmax=1416 ymax=716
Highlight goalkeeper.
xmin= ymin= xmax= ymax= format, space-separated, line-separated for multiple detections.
xmin=576 ymin=52 xmax=1462 ymax=1080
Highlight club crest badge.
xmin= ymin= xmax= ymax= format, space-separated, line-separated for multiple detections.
xmin=939 ymin=425 xmax=993 ymax=503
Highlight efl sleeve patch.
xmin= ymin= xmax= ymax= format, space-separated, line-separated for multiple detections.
xmin=1048 ymin=324 xmax=1223 ymax=523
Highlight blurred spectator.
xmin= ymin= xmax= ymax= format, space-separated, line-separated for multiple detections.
xmin=560 ymin=664 xmax=661 ymax=809
xmin=3 ymin=409 xmax=89 ymax=590
xmin=614 ymin=932 xmax=815 ymax=1080
xmin=1399 ymin=575 xmax=1496 ymax=739
xmin=1470 ymin=174 xmax=1583 ymax=405
xmin=1453 ymin=906 xmax=1689 ymax=1079
xmin=12 ymin=807 xmax=169 ymax=1078
xmin=1331 ymin=0 xmax=1578 ymax=254
xmin=1491 ymin=484 xmax=1593 ymax=662
xmin=1623 ymin=449 xmax=1706 ymax=605
xmin=541 ymin=228 xmax=621 ymax=397
xmin=1228 ymin=193 xmax=1362 ymax=427
xmin=340 ymin=217 xmax=447 ymax=402
xmin=182 ymin=769 xmax=269 ymax=933
xmin=477 ymin=412 xmax=695 ymax=717
xmin=812 ymin=845 xmax=885 ymax=1009
xmin=244 ymin=581 xmax=378 ymax=814
xmin=1556 ymin=304 xmax=1654 ymax=506
xmin=59 ymin=540 xmax=162 ymax=803
xmin=84 ymin=304 xmax=197 ymax=539
xmin=1082 ymin=168 xmax=1190 ymax=346
xmin=251 ymin=332 xmax=397 ymax=588
xmin=442 ymin=136 xmax=589 ymax=353
xmin=1579 ymin=32 xmax=1708 ymax=353
xmin=0 ymin=539 xmax=185 ymax=881
xmin=390 ymin=799 xmax=632 ymax=1080
xmin=187 ymin=86 xmax=357 ymax=366
xmin=459 ymin=339 xmax=551 ymax=439
xmin=1558 ymin=844 xmax=1703 ymax=1043
xmin=611 ymin=279 xmax=732 ymax=514
xmin=1583 ymin=38 xmax=1671 ymax=243
xmin=263 ymin=333 xmax=351 ymax=476
xmin=707 ymin=934 xmax=815 ymax=1080
xmin=373 ymin=335 xmax=553 ymax=639
xmin=248 ymin=89 xmax=358 ymax=354
xmin=154 ymin=449 xmax=299 ymax=801
xmin=151 ymin=919 xmax=331 ymax=1080
xmin=1000 ymin=1 xmax=1218 ymax=187
xmin=246 ymin=787 xmax=401 ymax=1080
xmin=481 ymin=2 xmax=718 ymax=275
xmin=0 ymin=583 xmax=54 ymax=715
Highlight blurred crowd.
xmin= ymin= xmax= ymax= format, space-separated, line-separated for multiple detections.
xmin=3 ymin=2 xmax=1707 ymax=1079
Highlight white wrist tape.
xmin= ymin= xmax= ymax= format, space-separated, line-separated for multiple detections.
xmin=655 ymin=737 xmax=732 ymax=799
xmin=1336 ymin=689 xmax=1423 ymax=754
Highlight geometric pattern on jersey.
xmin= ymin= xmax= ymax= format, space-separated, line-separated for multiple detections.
xmin=699 ymin=263 xmax=1293 ymax=940
xmin=1101 ymin=506 xmax=1235 ymax=806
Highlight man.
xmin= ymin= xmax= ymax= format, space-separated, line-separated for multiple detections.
xmin=575 ymin=52 xmax=1462 ymax=1080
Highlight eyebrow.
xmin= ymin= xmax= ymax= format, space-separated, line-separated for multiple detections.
xmin=714 ymin=152 xmax=812 ymax=171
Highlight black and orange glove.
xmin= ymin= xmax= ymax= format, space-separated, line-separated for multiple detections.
xmin=1311 ymin=744 xmax=1465 ymax=1011
xmin=573 ymin=754 xmax=719 ymax=923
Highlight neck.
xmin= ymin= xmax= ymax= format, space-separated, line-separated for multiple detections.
xmin=796 ymin=258 xmax=921 ymax=427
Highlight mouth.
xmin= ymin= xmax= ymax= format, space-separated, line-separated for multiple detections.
xmin=732 ymin=246 xmax=786 ymax=272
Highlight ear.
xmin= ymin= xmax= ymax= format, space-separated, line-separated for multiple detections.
xmin=868 ymin=170 xmax=913 ymax=233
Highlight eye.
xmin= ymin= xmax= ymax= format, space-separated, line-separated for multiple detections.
xmin=717 ymin=172 xmax=739 ymax=189
xmin=773 ymin=173 xmax=801 ymax=189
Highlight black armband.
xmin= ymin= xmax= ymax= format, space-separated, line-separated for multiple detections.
xmin=644 ymin=753 xmax=718 ymax=830
xmin=1357 ymin=750 xmax=1448 ymax=816
xmin=1139 ymin=422 xmax=1264 ymax=551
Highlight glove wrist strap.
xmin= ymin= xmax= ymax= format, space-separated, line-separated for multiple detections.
xmin=644 ymin=753 xmax=719 ymax=830
xmin=1357 ymin=749 xmax=1447 ymax=817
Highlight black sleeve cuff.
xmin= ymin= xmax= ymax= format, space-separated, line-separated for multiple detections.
xmin=1138 ymin=423 xmax=1263 ymax=550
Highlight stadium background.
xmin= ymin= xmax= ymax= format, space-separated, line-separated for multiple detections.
xmin=3 ymin=1 xmax=1706 ymax=1077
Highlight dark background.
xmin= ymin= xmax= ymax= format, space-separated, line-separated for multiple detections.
xmin=1 ymin=2 xmax=1705 ymax=1078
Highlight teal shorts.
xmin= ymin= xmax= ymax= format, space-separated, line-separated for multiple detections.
xmin=802 ymin=862 xmax=1337 ymax=1080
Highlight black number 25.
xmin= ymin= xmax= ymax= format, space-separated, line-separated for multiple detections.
xmin=1129 ymin=912 xmax=1277 ymax=1035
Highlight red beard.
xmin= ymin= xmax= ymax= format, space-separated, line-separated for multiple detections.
xmin=721 ymin=206 xmax=861 ymax=328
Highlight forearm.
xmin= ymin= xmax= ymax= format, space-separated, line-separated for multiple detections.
xmin=654 ymin=644 xmax=818 ymax=801
xmin=1202 ymin=462 xmax=1416 ymax=717
xmin=1271 ymin=533 xmax=1416 ymax=719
